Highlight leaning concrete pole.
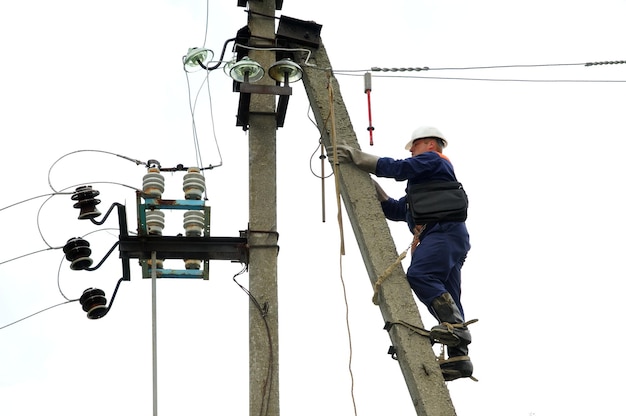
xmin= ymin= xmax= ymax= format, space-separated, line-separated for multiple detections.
xmin=294 ymin=41 xmax=457 ymax=416
xmin=246 ymin=2 xmax=280 ymax=415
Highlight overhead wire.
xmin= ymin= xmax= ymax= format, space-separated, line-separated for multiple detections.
xmin=332 ymin=59 xmax=626 ymax=83
xmin=0 ymin=151 xmax=140 ymax=329
xmin=182 ymin=0 xmax=224 ymax=202
xmin=47 ymin=149 xmax=146 ymax=193
xmin=0 ymin=299 xmax=79 ymax=331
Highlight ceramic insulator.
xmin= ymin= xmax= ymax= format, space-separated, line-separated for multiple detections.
xmin=183 ymin=210 xmax=204 ymax=270
xmin=183 ymin=210 xmax=204 ymax=237
xmin=143 ymin=167 xmax=165 ymax=198
xmin=146 ymin=210 xmax=165 ymax=235
xmin=183 ymin=167 xmax=205 ymax=200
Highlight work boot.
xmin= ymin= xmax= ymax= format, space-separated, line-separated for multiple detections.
xmin=440 ymin=344 xmax=474 ymax=381
xmin=429 ymin=293 xmax=472 ymax=347
xmin=429 ymin=293 xmax=474 ymax=381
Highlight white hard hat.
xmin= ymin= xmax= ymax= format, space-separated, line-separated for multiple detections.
xmin=404 ymin=126 xmax=447 ymax=150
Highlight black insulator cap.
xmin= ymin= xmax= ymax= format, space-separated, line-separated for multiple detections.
xmin=71 ymin=186 xmax=102 ymax=220
xmin=79 ymin=288 xmax=108 ymax=319
xmin=63 ymin=237 xmax=93 ymax=270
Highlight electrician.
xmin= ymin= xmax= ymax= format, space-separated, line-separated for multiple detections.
xmin=331 ymin=126 xmax=473 ymax=381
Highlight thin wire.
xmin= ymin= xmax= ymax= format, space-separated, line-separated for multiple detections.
xmin=338 ymin=73 xmax=626 ymax=83
xmin=55 ymin=253 xmax=75 ymax=302
xmin=232 ymin=265 xmax=274 ymax=416
xmin=331 ymin=60 xmax=626 ymax=82
xmin=47 ymin=149 xmax=146 ymax=193
xmin=0 ymin=192 xmax=72 ymax=213
xmin=184 ymin=66 xmax=223 ymax=200
xmin=0 ymin=247 xmax=59 ymax=267
xmin=185 ymin=70 xmax=206 ymax=171
xmin=202 ymin=0 xmax=209 ymax=48
xmin=308 ymin=138 xmax=333 ymax=180
xmin=205 ymin=69 xmax=224 ymax=169
xmin=369 ymin=60 xmax=626 ymax=72
xmin=0 ymin=299 xmax=79 ymax=331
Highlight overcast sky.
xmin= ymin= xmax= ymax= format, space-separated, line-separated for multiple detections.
xmin=1 ymin=1 xmax=625 ymax=415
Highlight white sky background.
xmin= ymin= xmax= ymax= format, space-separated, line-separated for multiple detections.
xmin=1 ymin=1 xmax=625 ymax=415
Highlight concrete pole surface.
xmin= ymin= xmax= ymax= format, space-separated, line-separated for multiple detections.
xmin=293 ymin=41 xmax=457 ymax=416
xmin=246 ymin=2 xmax=279 ymax=416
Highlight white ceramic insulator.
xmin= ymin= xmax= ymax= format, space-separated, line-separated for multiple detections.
xmin=183 ymin=167 xmax=205 ymax=200
xmin=143 ymin=167 xmax=165 ymax=197
xmin=183 ymin=210 xmax=204 ymax=237
xmin=184 ymin=259 xmax=202 ymax=270
xmin=146 ymin=210 xmax=165 ymax=235
xmin=147 ymin=258 xmax=164 ymax=269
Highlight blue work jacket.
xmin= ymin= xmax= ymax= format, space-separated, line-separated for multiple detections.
xmin=376 ymin=151 xmax=459 ymax=231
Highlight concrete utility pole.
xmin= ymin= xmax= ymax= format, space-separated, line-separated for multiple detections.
xmin=244 ymin=2 xmax=280 ymax=416
xmin=293 ymin=41 xmax=458 ymax=416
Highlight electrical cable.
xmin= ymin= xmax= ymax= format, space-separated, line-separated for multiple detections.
xmin=201 ymin=0 xmax=209 ymax=49
xmin=0 ymin=299 xmax=79 ymax=331
xmin=232 ymin=265 xmax=274 ymax=416
xmin=0 ymin=192 xmax=72 ymax=213
xmin=47 ymin=149 xmax=146 ymax=193
xmin=334 ymin=72 xmax=626 ymax=83
xmin=205 ymin=69 xmax=224 ymax=170
xmin=185 ymin=70 xmax=207 ymax=172
xmin=308 ymin=138 xmax=333 ymax=180
xmin=370 ymin=60 xmax=626 ymax=72
xmin=180 ymin=0 xmax=225 ymax=183
xmin=0 ymin=247 xmax=58 ymax=267
xmin=330 ymin=59 xmax=626 ymax=82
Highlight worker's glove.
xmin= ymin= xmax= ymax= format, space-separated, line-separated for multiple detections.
xmin=371 ymin=179 xmax=389 ymax=202
xmin=328 ymin=144 xmax=379 ymax=174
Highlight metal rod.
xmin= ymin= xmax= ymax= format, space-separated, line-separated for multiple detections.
xmin=321 ymin=145 xmax=326 ymax=223
xmin=151 ymin=251 xmax=158 ymax=416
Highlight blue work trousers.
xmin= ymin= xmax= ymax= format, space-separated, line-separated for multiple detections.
xmin=407 ymin=222 xmax=470 ymax=319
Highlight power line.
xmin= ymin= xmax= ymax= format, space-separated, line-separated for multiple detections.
xmin=334 ymin=72 xmax=626 ymax=83
xmin=371 ymin=60 xmax=626 ymax=72
xmin=332 ymin=59 xmax=626 ymax=83
xmin=0 ymin=299 xmax=78 ymax=331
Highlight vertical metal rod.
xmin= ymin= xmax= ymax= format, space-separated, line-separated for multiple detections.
xmin=364 ymin=72 xmax=374 ymax=146
xmin=321 ymin=145 xmax=326 ymax=223
xmin=151 ymin=251 xmax=158 ymax=416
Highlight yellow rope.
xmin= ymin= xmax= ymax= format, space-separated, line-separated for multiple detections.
xmin=327 ymin=74 xmax=345 ymax=256
xmin=372 ymin=243 xmax=410 ymax=305
xmin=327 ymin=72 xmax=357 ymax=416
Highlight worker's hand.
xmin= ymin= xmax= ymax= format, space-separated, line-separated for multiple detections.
xmin=327 ymin=144 xmax=379 ymax=174
xmin=371 ymin=179 xmax=389 ymax=202
xmin=326 ymin=144 xmax=353 ymax=164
